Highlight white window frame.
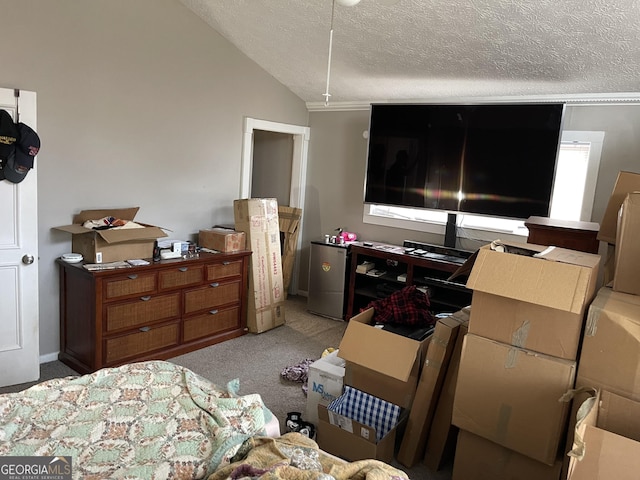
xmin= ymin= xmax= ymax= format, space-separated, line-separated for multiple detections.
xmin=363 ymin=130 xmax=604 ymax=239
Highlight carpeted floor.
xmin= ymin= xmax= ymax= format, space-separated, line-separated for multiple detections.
xmin=0 ymin=294 xmax=452 ymax=480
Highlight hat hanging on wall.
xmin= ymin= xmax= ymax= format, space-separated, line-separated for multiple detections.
xmin=0 ymin=109 xmax=18 ymax=161
xmin=0 ymin=115 xmax=41 ymax=184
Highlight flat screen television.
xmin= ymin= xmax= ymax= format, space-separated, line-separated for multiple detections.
xmin=364 ymin=103 xmax=565 ymax=220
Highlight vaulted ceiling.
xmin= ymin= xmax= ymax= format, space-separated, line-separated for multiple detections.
xmin=179 ymin=0 xmax=640 ymax=108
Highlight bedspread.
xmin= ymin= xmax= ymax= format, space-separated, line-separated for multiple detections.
xmin=0 ymin=361 xmax=269 ymax=479
xmin=210 ymin=433 xmax=409 ymax=480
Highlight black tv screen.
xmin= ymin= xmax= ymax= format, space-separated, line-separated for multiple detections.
xmin=364 ymin=103 xmax=565 ymax=220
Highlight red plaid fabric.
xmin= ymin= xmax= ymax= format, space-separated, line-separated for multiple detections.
xmin=364 ymin=285 xmax=435 ymax=326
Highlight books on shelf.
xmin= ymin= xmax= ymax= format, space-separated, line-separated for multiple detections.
xmin=366 ymin=269 xmax=386 ymax=277
xmin=397 ymin=273 xmax=407 ymax=282
xmin=356 ymin=261 xmax=376 ymax=273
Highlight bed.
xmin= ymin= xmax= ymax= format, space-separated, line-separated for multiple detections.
xmin=0 ymin=360 xmax=409 ymax=480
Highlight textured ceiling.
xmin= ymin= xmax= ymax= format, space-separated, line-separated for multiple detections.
xmin=179 ymin=0 xmax=640 ymax=107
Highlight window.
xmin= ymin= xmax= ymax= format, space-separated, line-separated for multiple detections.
xmin=363 ymin=131 xmax=604 ymax=239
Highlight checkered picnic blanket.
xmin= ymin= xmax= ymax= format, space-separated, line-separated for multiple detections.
xmin=327 ymin=386 xmax=401 ymax=442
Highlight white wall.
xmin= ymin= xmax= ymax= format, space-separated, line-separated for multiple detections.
xmin=0 ymin=0 xmax=308 ymax=359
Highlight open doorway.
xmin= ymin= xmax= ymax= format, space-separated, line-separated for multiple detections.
xmin=240 ymin=117 xmax=310 ymax=294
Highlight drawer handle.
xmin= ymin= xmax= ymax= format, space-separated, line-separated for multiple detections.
xmin=128 ymin=274 xmax=138 ymax=280
xmin=140 ymin=296 xmax=151 ymax=301
xmin=179 ymin=267 xmax=188 ymax=272
xmin=209 ymin=309 xmax=219 ymax=315
xmin=222 ymin=261 xmax=231 ymax=265
xmin=210 ymin=282 xmax=220 ymax=288
xmin=139 ymin=326 xmax=151 ymax=332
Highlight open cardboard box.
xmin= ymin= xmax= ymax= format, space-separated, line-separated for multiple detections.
xmin=465 ymin=240 xmax=600 ymax=360
xmin=53 ymin=207 xmax=167 ymax=263
xmin=567 ymin=389 xmax=640 ymax=479
xmin=316 ymin=307 xmax=433 ymax=462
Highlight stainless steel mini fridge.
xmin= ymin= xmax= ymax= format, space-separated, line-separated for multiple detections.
xmin=307 ymin=241 xmax=349 ymax=320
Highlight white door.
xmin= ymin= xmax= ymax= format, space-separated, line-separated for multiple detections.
xmin=0 ymin=88 xmax=39 ymax=387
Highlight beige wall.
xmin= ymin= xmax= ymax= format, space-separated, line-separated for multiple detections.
xmin=0 ymin=0 xmax=308 ymax=359
xmin=298 ymin=104 xmax=640 ymax=291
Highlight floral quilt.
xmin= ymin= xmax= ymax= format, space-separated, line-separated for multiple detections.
xmin=0 ymin=361 xmax=270 ymax=479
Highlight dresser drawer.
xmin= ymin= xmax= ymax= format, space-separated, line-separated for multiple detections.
xmin=104 ymin=272 xmax=157 ymax=300
xmin=159 ymin=265 xmax=204 ymax=290
xmin=184 ymin=280 xmax=241 ymax=314
xmin=183 ymin=306 xmax=240 ymax=342
xmin=104 ymin=322 xmax=180 ymax=364
xmin=206 ymin=260 xmax=243 ymax=281
xmin=105 ymin=293 xmax=181 ymax=333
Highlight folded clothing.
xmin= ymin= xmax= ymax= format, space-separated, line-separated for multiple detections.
xmin=327 ymin=386 xmax=400 ymax=442
xmin=366 ymin=285 xmax=435 ymax=326
xmin=82 ymin=216 xmax=144 ymax=230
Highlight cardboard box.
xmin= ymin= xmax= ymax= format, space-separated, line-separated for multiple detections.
xmin=423 ymin=310 xmax=470 ymax=471
xmin=338 ymin=307 xmax=432 ymax=409
xmin=317 ymin=400 xmax=405 ymax=464
xmin=397 ymin=311 xmax=466 ymax=467
xmin=466 ymin=240 xmax=600 ymax=360
xmin=452 ymin=333 xmax=576 ymax=466
xmin=598 ymin=170 xmax=640 ymax=244
xmin=453 ymin=429 xmax=563 ymax=480
xmin=278 ymin=206 xmax=302 ymax=296
xmin=577 ymin=286 xmax=640 ymax=401
xmin=53 ymin=207 xmax=167 ymax=263
xmin=613 ymin=192 xmax=640 ymax=296
xmin=567 ymin=390 xmax=640 ymax=480
xmin=316 ymin=306 xmax=433 ymax=462
xmin=305 ymin=350 xmax=345 ymax=427
xmin=198 ymin=227 xmax=246 ymax=252
xmin=234 ymin=198 xmax=286 ymax=333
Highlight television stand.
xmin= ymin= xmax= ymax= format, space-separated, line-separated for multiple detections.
xmin=345 ymin=241 xmax=473 ymax=320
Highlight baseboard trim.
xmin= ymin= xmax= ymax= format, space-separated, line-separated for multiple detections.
xmin=40 ymin=352 xmax=59 ymax=364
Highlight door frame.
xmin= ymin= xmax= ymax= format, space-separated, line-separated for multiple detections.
xmin=240 ymin=117 xmax=310 ymax=294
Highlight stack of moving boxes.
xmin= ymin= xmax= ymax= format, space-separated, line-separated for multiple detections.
xmin=565 ymin=172 xmax=640 ymax=479
xmin=316 ymin=307 xmax=433 ymax=463
xmin=451 ymin=241 xmax=601 ymax=480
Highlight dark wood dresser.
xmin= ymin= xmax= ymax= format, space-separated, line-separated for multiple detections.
xmin=57 ymin=251 xmax=251 ymax=374
xmin=525 ymin=216 xmax=600 ymax=254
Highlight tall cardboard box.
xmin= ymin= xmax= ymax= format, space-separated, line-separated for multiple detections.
xmin=53 ymin=207 xmax=167 ymax=263
xmin=233 ymin=198 xmax=285 ymax=333
xmin=597 ymin=170 xmax=640 ymax=244
xmin=613 ymin=192 xmax=640 ymax=296
xmin=453 ymin=430 xmax=563 ymax=480
xmin=397 ymin=311 xmax=466 ymax=467
xmin=452 ymin=333 xmax=576 ymax=466
xmin=278 ymin=206 xmax=302 ymax=296
xmin=423 ymin=311 xmax=469 ymax=471
xmin=466 ymin=240 xmax=600 ymax=360
xmin=316 ymin=307 xmax=433 ymax=462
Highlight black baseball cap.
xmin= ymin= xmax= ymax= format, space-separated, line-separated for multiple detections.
xmin=0 ymin=122 xmax=40 ymax=184
xmin=0 ymin=109 xmax=17 ymax=161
